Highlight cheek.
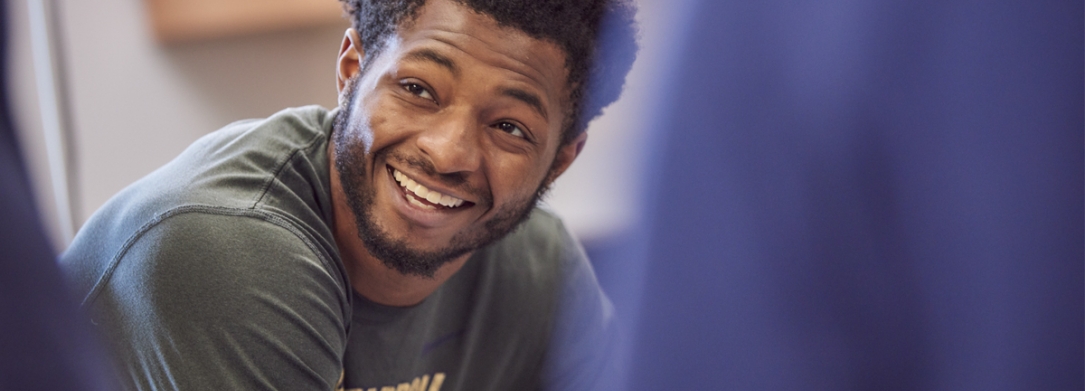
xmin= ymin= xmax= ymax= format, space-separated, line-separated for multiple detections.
xmin=487 ymin=153 xmax=551 ymax=197
xmin=367 ymin=115 xmax=388 ymax=134
xmin=365 ymin=98 xmax=421 ymax=144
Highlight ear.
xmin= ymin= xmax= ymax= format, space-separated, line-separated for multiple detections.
xmin=545 ymin=132 xmax=588 ymax=185
xmin=337 ymin=28 xmax=364 ymax=94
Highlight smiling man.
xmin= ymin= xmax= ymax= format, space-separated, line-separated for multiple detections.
xmin=60 ymin=0 xmax=637 ymax=390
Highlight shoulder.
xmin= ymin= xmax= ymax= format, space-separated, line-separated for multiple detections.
xmin=464 ymin=207 xmax=616 ymax=389
xmin=196 ymin=105 xmax=334 ymax=153
xmin=76 ymin=208 xmax=352 ymax=390
xmin=467 ymin=206 xmax=601 ymax=314
xmin=76 ymin=206 xmax=348 ymax=311
xmin=173 ymin=106 xmax=335 ymax=205
xmin=62 ymin=107 xmax=341 ymax=298
xmin=132 ymin=105 xmax=335 ymax=209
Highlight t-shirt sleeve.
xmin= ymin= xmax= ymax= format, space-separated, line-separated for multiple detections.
xmin=541 ymin=225 xmax=619 ymax=391
xmin=83 ymin=210 xmax=350 ymax=391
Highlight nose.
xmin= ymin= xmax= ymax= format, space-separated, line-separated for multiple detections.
xmin=415 ymin=107 xmax=482 ymax=175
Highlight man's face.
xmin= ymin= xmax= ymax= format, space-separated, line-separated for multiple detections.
xmin=331 ymin=0 xmax=583 ymax=277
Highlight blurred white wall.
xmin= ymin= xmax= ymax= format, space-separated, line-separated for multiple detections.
xmin=7 ymin=0 xmax=681 ymax=252
xmin=545 ymin=0 xmax=689 ymax=242
xmin=8 ymin=0 xmax=346 ymax=250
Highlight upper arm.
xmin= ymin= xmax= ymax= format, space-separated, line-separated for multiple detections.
xmin=88 ymin=210 xmax=349 ymax=391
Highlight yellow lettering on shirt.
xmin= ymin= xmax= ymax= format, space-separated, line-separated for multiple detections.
xmin=345 ymin=372 xmax=445 ymax=391
xmin=428 ymin=373 xmax=445 ymax=391
xmin=410 ymin=375 xmax=430 ymax=391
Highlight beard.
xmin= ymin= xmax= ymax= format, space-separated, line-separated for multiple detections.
xmin=332 ymin=83 xmax=552 ymax=278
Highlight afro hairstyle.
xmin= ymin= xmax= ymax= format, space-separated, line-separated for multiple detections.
xmin=338 ymin=0 xmax=639 ymax=145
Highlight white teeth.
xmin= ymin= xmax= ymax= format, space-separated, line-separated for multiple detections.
xmin=392 ymin=169 xmax=466 ymax=208
xmin=406 ymin=194 xmax=436 ymax=210
xmin=439 ymin=194 xmax=455 ymax=207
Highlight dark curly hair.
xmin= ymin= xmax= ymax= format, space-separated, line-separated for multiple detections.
xmin=339 ymin=0 xmax=638 ymax=145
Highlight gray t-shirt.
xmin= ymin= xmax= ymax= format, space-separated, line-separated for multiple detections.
xmin=60 ymin=106 xmax=614 ymax=391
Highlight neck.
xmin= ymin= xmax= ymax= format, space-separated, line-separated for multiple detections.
xmin=336 ymin=217 xmax=471 ymax=307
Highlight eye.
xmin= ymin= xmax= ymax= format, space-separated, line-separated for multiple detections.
xmin=402 ymin=82 xmax=435 ymax=102
xmin=495 ymin=121 xmax=526 ymax=138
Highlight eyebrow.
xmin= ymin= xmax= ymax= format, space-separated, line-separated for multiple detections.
xmin=500 ymin=87 xmax=548 ymax=121
xmin=404 ymin=49 xmax=458 ymax=76
xmin=403 ymin=48 xmax=548 ymax=121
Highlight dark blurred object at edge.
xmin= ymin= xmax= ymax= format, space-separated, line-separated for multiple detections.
xmin=588 ymin=0 xmax=1084 ymax=389
xmin=0 ymin=0 xmax=116 ymax=389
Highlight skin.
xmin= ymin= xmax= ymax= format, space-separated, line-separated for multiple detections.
xmin=329 ymin=0 xmax=588 ymax=307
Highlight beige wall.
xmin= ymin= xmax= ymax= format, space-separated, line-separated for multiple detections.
xmin=8 ymin=0 xmax=685 ymax=252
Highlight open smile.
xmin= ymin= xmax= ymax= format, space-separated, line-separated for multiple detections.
xmin=388 ymin=166 xmax=474 ymax=211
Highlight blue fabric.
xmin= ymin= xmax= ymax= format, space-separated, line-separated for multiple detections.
xmin=0 ymin=133 xmax=115 ymax=391
xmin=0 ymin=104 xmax=116 ymax=391
xmin=0 ymin=1 xmax=116 ymax=388
xmin=607 ymin=0 xmax=1083 ymax=389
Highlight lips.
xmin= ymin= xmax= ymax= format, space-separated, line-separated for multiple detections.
xmin=391 ymin=168 xmax=468 ymax=210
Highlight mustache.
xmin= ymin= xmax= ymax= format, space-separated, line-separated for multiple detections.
xmin=384 ymin=149 xmax=492 ymax=205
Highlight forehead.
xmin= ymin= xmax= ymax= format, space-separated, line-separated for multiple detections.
xmin=392 ymin=0 xmax=570 ymax=105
